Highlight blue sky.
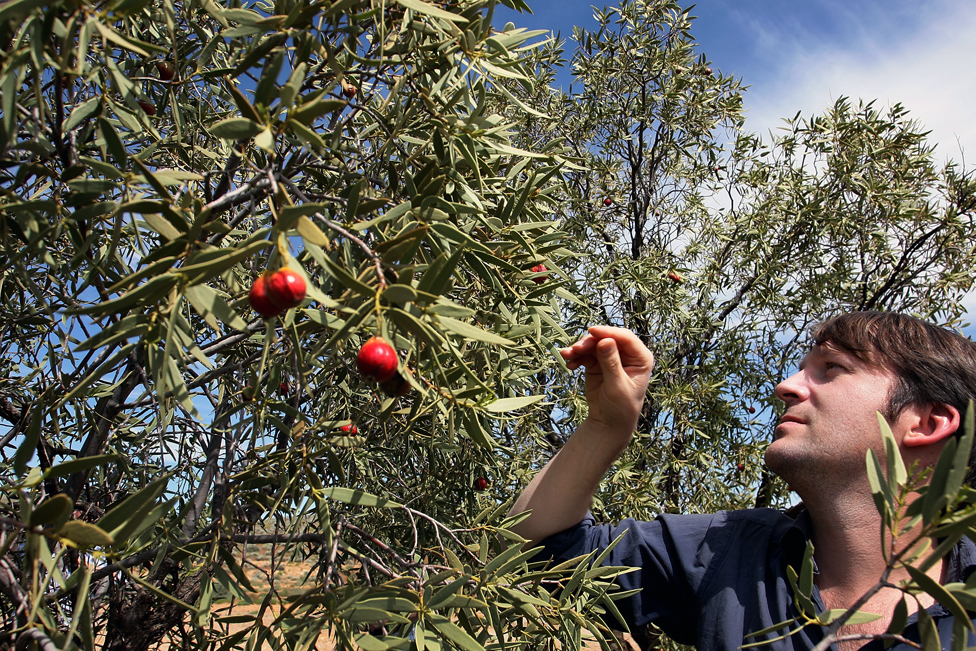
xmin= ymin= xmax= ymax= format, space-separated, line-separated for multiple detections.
xmin=494 ymin=0 xmax=976 ymax=166
xmin=493 ymin=0 xmax=976 ymax=325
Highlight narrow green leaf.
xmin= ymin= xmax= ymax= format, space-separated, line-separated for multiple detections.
xmin=59 ymin=521 xmax=115 ymax=548
xmin=436 ymin=316 xmax=513 ymax=346
xmin=322 ymin=487 xmax=402 ymax=508
xmin=185 ymin=284 xmax=248 ymax=332
xmin=878 ymin=412 xmax=907 ymax=488
xmin=483 ymin=395 xmax=544 ymax=413
xmin=917 ymin=608 xmax=940 ymax=651
xmin=428 ymin=615 xmax=484 ymax=651
xmin=14 ymin=393 xmax=46 ymax=475
xmin=211 ymin=117 xmax=264 ymax=140
xmin=44 ymin=454 xmax=119 ymax=480
xmin=395 ymin=0 xmax=468 ymax=23
xmin=65 ymin=97 xmax=102 ymax=131
xmin=29 ymin=494 xmax=73 ymax=527
xmin=904 ymin=564 xmax=973 ymax=631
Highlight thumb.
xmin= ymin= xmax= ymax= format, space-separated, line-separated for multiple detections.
xmin=595 ymin=338 xmax=629 ymax=392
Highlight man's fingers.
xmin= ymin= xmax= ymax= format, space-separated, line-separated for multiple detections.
xmin=595 ymin=337 xmax=629 ymax=391
xmin=587 ymin=326 xmax=654 ymax=369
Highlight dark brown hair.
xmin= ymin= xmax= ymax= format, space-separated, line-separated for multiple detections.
xmin=812 ymin=311 xmax=976 ymax=422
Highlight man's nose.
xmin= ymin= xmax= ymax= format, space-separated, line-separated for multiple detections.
xmin=774 ymin=370 xmax=807 ymax=405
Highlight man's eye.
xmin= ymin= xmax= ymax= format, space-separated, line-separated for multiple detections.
xmin=825 ymin=362 xmax=842 ymax=371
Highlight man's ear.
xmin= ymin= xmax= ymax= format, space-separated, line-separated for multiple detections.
xmin=902 ymin=403 xmax=961 ymax=448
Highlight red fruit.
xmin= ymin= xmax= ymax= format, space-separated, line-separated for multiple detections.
xmin=356 ymin=337 xmax=398 ymax=383
xmin=748 ymin=406 xmax=756 ymax=414
xmin=267 ymin=267 xmax=306 ymax=309
xmin=342 ymin=82 xmax=357 ymax=98
xmin=736 ymin=463 xmax=745 ymax=472
xmin=474 ymin=477 xmax=488 ymax=491
xmin=379 ymin=368 xmax=413 ymax=397
xmin=603 ymin=197 xmax=613 ymax=207
xmin=530 ymin=264 xmax=548 ymax=285
xmin=137 ymin=100 xmax=156 ymax=116
xmin=340 ymin=423 xmax=358 ymax=435
xmin=156 ymin=61 xmax=176 ymax=81
xmin=249 ymin=274 xmax=283 ymax=318
xmin=704 ymin=67 xmax=713 ymax=76
xmin=279 ymin=381 xmax=290 ymax=396
xmin=668 ymin=271 xmax=683 ymax=284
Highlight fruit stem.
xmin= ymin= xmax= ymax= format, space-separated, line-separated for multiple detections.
xmin=276 ymin=176 xmax=387 ymax=290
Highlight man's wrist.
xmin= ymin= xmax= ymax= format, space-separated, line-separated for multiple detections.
xmin=574 ymin=417 xmax=635 ymax=455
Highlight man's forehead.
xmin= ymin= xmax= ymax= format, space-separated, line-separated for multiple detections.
xmin=801 ymin=341 xmax=883 ymax=371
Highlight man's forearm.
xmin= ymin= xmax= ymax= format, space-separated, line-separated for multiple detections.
xmin=508 ymin=419 xmax=633 ymax=546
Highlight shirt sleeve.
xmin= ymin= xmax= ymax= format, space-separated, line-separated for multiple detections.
xmin=535 ymin=511 xmax=735 ymax=645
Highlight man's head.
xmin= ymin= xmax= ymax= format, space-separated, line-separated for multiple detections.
xmin=767 ymin=310 xmax=976 ymax=493
xmin=811 ymin=311 xmax=976 ymax=424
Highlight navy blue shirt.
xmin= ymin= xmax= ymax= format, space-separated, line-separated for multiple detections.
xmin=537 ymin=509 xmax=976 ymax=651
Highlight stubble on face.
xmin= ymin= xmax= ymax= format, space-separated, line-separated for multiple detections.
xmin=764 ymin=345 xmax=897 ymax=498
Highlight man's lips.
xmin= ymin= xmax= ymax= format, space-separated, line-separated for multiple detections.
xmin=778 ymin=414 xmax=805 ymax=425
xmin=773 ymin=414 xmax=805 ymax=439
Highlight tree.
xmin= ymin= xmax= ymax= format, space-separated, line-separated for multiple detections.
xmin=0 ymin=0 xmax=632 ymax=648
xmin=3 ymin=0 xmax=976 ymax=648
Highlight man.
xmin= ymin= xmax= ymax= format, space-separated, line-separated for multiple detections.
xmin=509 ymin=312 xmax=976 ymax=651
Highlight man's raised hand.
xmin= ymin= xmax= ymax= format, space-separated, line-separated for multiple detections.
xmin=560 ymin=327 xmax=655 ymax=435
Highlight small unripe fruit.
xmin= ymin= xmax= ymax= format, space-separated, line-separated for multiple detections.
xmin=340 ymin=423 xmax=358 ymax=435
xmin=668 ymin=271 xmax=683 ymax=284
xmin=356 ymin=337 xmax=398 ymax=383
xmin=267 ymin=267 xmax=306 ymax=309
xmin=474 ymin=477 xmax=488 ymax=491
xmin=243 ymin=386 xmax=255 ymax=402
xmin=137 ymin=100 xmax=156 ymax=116
xmin=604 ymin=197 xmax=613 ymax=207
xmin=530 ymin=264 xmax=548 ymax=285
xmin=156 ymin=61 xmax=176 ymax=81
xmin=249 ymin=275 xmax=283 ymax=318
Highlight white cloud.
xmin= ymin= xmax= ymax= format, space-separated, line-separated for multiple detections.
xmin=741 ymin=2 xmax=976 ymax=166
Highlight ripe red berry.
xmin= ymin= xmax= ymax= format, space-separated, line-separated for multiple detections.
xmin=530 ymin=264 xmax=548 ymax=285
xmin=736 ymin=463 xmax=745 ymax=472
xmin=267 ymin=267 xmax=306 ymax=309
xmin=668 ymin=271 xmax=683 ymax=284
xmin=474 ymin=477 xmax=488 ymax=491
xmin=156 ymin=61 xmax=176 ymax=81
xmin=704 ymin=67 xmax=713 ymax=76
xmin=356 ymin=337 xmax=398 ymax=383
xmin=748 ymin=406 xmax=756 ymax=414
xmin=137 ymin=100 xmax=156 ymax=116
xmin=340 ymin=423 xmax=358 ymax=435
xmin=604 ymin=198 xmax=613 ymax=207
xmin=279 ymin=381 xmax=290 ymax=396
xmin=342 ymin=82 xmax=357 ymax=98
xmin=249 ymin=274 xmax=283 ymax=318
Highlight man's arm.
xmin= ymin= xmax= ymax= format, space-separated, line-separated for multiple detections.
xmin=509 ymin=327 xmax=654 ymax=547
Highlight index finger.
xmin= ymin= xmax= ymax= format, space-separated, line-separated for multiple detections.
xmin=585 ymin=326 xmax=653 ymax=363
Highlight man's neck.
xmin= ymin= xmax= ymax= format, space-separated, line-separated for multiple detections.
xmin=802 ymin=487 xmax=944 ymax=607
